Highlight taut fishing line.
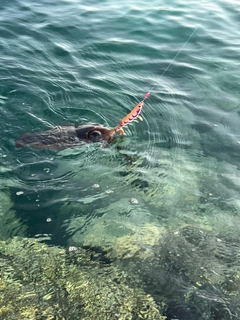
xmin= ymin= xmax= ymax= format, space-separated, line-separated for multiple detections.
xmin=142 ymin=14 xmax=207 ymax=103
xmin=113 ymin=14 xmax=207 ymax=133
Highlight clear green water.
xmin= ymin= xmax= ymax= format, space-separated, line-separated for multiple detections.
xmin=1 ymin=0 xmax=240 ymax=318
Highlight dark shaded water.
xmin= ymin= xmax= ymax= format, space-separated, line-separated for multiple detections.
xmin=1 ymin=0 xmax=240 ymax=318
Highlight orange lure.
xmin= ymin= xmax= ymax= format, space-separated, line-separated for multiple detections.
xmin=110 ymin=100 xmax=144 ymax=137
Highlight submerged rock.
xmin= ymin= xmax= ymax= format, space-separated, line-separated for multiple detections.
xmin=0 ymin=237 xmax=166 ymax=320
xmin=117 ymin=225 xmax=240 ymax=320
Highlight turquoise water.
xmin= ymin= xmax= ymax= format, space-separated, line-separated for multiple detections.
xmin=1 ymin=0 xmax=240 ymax=318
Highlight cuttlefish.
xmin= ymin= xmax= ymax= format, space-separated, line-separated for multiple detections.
xmin=16 ymin=101 xmax=144 ymax=151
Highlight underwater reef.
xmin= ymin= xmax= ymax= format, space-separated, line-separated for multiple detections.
xmin=2 ymin=215 xmax=240 ymax=319
xmin=3 ymin=134 xmax=240 ymax=319
xmin=66 ymin=201 xmax=240 ymax=320
xmin=113 ymin=224 xmax=240 ymax=320
xmin=0 ymin=237 xmax=166 ymax=320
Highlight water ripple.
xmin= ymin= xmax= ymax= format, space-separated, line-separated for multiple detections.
xmin=0 ymin=0 xmax=240 ymax=285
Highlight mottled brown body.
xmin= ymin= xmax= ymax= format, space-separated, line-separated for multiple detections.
xmin=16 ymin=123 xmax=120 ymax=151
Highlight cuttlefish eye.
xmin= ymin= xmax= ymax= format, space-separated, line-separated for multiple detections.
xmin=89 ymin=130 xmax=102 ymax=139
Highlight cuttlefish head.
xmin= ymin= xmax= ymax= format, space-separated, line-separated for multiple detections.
xmin=76 ymin=123 xmax=124 ymax=144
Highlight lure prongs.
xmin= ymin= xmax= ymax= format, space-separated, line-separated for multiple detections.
xmin=112 ymin=100 xmax=144 ymax=135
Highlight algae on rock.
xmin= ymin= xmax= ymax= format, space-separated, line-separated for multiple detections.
xmin=0 ymin=237 xmax=166 ymax=320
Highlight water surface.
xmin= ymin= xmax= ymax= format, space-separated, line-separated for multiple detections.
xmin=1 ymin=0 xmax=240 ymax=318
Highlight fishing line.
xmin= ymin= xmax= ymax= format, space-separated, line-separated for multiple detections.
xmin=112 ymin=13 xmax=208 ymax=133
xmin=143 ymin=14 xmax=207 ymax=102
